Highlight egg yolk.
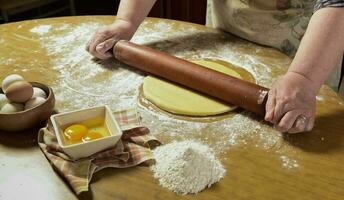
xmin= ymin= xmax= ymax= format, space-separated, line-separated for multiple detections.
xmin=82 ymin=131 xmax=102 ymax=142
xmin=64 ymin=124 xmax=88 ymax=141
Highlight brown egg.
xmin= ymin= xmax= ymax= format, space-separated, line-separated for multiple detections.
xmin=5 ymin=81 xmax=33 ymax=103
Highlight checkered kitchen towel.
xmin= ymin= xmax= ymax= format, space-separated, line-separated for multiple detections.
xmin=38 ymin=108 xmax=160 ymax=194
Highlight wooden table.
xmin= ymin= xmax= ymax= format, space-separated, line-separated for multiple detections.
xmin=0 ymin=16 xmax=343 ymax=200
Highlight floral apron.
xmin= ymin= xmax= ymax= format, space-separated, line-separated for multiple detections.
xmin=207 ymin=0 xmax=342 ymax=89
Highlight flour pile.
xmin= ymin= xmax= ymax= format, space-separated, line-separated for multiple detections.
xmin=151 ymin=140 xmax=225 ymax=194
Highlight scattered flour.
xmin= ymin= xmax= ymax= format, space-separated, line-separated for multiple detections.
xmin=151 ymin=140 xmax=225 ymax=194
xmin=30 ymin=25 xmax=51 ymax=35
xmin=257 ymin=90 xmax=268 ymax=104
xmin=30 ymin=22 xmax=144 ymax=112
xmin=280 ymin=155 xmax=299 ymax=169
xmin=140 ymin=103 xmax=283 ymax=154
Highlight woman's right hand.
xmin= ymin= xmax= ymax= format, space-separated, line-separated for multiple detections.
xmin=86 ymin=19 xmax=137 ymax=59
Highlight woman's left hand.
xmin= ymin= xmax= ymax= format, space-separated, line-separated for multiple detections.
xmin=265 ymin=71 xmax=317 ymax=133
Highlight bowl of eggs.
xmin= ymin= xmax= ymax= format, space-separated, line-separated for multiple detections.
xmin=0 ymin=74 xmax=55 ymax=131
xmin=51 ymin=106 xmax=123 ymax=159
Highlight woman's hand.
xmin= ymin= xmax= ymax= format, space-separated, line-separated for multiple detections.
xmin=86 ymin=19 xmax=136 ymax=59
xmin=265 ymin=8 xmax=344 ymax=134
xmin=265 ymin=71 xmax=317 ymax=133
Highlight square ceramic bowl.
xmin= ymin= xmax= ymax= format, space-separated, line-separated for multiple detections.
xmin=50 ymin=106 xmax=122 ymax=160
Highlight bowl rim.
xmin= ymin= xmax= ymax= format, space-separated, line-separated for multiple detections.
xmin=51 ymin=105 xmax=123 ymax=149
xmin=0 ymin=82 xmax=54 ymax=115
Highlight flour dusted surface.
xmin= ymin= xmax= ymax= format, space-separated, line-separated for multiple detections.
xmin=151 ymin=140 xmax=225 ymax=194
xmin=25 ymin=17 xmax=303 ymax=170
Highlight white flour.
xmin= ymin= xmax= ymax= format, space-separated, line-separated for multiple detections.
xmin=29 ymin=22 xmax=145 ymax=112
xmin=30 ymin=25 xmax=51 ymax=35
xmin=151 ymin=140 xmax=225 ymax=194
xmin=280 ymin=155 xmax=299 ymax=169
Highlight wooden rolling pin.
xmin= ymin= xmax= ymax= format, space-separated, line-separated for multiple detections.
xmin=113 ymin=40 xmax=270 ymax=116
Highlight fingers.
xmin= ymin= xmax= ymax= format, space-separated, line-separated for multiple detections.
xmin=265 ymin=90 xmax=290 ymax=124
xmin=86 ymin=30 xmax=116 ymax=60
xmin=95 ymin=38 xmax=118 ymax=57
xmin=275 ymin=110 xmax=300 ymax=132
xmin=272 ymin=100 xmax=286 ymax=124
xmin=86 ymin=20 xmax=135 ymax=59
xmin=88 ymin=33 xmax=109 ymax=59
xmin=288 ymin=115 xmax=308 ymax=134
xmin=265 ymin=90 xmax=276 ymax=122
xmin=264 ymin=73 xmax=317 ymax=134
xmin=274 ymin=112 xmax=315 ymax=133
xmin=306 ymin=116 xmax=315 ymax=132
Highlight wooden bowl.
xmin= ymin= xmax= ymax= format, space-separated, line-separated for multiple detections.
xmin=0 ymin=82 xmax=55 ymax=132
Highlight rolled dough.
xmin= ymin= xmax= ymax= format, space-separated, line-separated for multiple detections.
xmin=142 ymin=60 xmax=242 ymax=116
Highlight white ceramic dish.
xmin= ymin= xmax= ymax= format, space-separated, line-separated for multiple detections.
xmin=50 ymin=106 xmax=122 ymax=160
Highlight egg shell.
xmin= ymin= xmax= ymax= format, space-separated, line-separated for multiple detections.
xmin=0 ymin=94 xmax=9 ymax=109
xmin=0 ymin=102 xmax=24 ymax=113
xmin=32 ymin=87 xmax=47 ymax=99
xmin=1 ymin=74 xmax=24 ymax=92
xmin=5 ymin=81 xmax=33 ymax=103
xmin=25 ymin=97 xmax=46 ymax=110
